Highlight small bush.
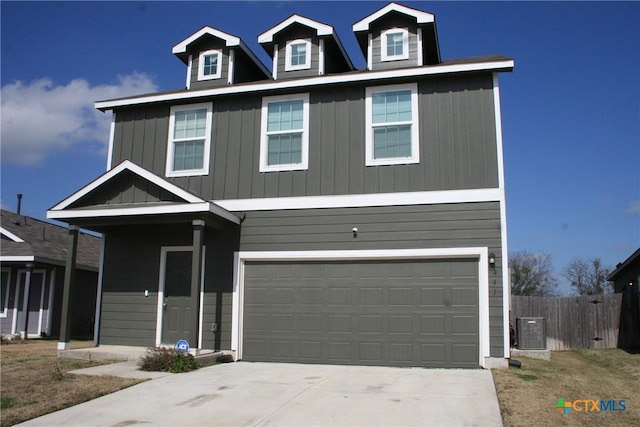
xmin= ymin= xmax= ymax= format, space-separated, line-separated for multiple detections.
xmin=138 ymin=347 xmax=199 ymax=373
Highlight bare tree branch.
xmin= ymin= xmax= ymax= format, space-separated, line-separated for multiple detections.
xmin=509 ymin=251 xmax=558 ymax=296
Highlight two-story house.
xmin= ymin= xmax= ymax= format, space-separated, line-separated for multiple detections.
xmin=48 ymin=3 xmax=514 ymax=369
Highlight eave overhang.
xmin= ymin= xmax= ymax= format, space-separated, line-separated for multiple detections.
xmin=95 ymin=57 xmax=514 ymax=111
xmin=607 ymin=247 xmax=640 ymax=281
xmin=352 ymin=2 xmax=435 ymax=32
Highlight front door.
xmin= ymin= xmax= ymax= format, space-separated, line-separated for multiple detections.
xmin=161 ymin=250 xmax=194 ymax=346
xmin=17 ymin=270 xmax=46 ymax=337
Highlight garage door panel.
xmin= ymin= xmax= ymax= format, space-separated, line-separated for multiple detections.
xmin=243 ymin=259 xmax=479 ymax=368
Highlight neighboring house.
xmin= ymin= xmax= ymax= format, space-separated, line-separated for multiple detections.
xmin=48 ymin=3 xmax=514 ymax=368
xmin=607 ymin=248 xmax=640 ymax=350
xmin=0 ymin=209 xmax=100 ymax=339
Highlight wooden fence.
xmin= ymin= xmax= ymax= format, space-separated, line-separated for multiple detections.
xmin=511 ymin=294 xmax=623 ymax=351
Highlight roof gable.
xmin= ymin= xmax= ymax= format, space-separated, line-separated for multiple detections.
xmin=352 ymin=2 xmax=435 ymax=32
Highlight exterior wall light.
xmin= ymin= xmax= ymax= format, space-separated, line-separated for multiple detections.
xmin=352 ymin=227 xmax=358 ymax=238
xmin=489 ymin=253 xmax=496 ymax=271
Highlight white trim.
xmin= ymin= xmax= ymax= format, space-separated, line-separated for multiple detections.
xmin=106 ymin=113 xmax=116 ymax=171
xmin=1 ymin=256 xmax=35 ymax=263
xmin=95 ymin=59 xmax=514 ymax=111
xmin=227 ymin=49 xmax=235 ymax=85
xmin=165 ymin=102 xmax=213 ymax=177
xmin=156 ymin=246 xmax=206 ymax=348
xmin=365 ymin=83 xmax=419 ymax=166
xmin=186 ymin=55 xmax=192 ymax=89
xmin=45 ymin=268 xmax=56 ymax=336
xmin=11 ymin=274 xmax=20 ymax=333
xmin=318 ymin=39 xmax=325 ymax=76
xmin=48 ymin=202 xmax=240 ymax=225
xmin=215 ymin=188 xmax=501 ymax=212
xmin=232 ymin=247 xmax=491 ymax=368
xmin=16 ymin=269 xmax=46 ymax=337
xmin=367 ymin=33 xmax=373 ymax=70
xmin=0 ymin=269 xmax=10 ymax=318
xmin=353 ymin=2 xmax=435 ymax=32
xmin=259 ymin=93 xmax=310 ymax=172
xmin=197 ymin=49 xmax=222 ymax=81
xmin=258 ymin=14 xmax=333 ymax=44
xmin=417 ymin=28 xmax=423 ymax=66
xmin=173 ymin=26 xmax=240 ymax=54
xmin=0 ymin=227 xmax=24 ymax=243
xmin=49 ymin=160 xmax=204 ymax=212
xmin=381 ymin=28 xmax=409 ymax=62
xmin=285 ymin=39 xmax=312 ymax=72
xmin=272 ymin=43 xmax=278 ymax=80
xmin=493 ymin=73 xmax=511 ymax=357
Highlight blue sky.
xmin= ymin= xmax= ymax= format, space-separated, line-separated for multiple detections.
xmin=1 ymin=1 xmax=638 ymax=293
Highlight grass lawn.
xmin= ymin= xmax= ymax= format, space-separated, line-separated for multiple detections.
xmin=492 ymin=348 xmax=640 ymax=426
xmin=0 ymin=339 xmax=143 ymax=427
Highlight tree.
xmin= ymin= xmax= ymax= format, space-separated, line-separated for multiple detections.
xmin=509 ymin=251 xmax=558 ymax=296
xmin=563 ymin=257 xmax=612 ymax=295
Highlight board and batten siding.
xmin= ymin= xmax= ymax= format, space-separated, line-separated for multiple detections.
xmin=370 ymin=14 xmax=420 ymax=71
xmin=99 ymin=224 xmax=239 ymax=350
xmin=110 ymin=73 xmax=498 ymax=202
xmin=239 ymin=202 xmax=505 ymax=357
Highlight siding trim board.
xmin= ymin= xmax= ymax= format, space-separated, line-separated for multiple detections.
xmin=215 ymin=188 xmax=502 ymax=212
xmin=231 ymin=247 xmax=491 ymax=368
xmin=95 ymin=59 xmax=514 ymax=111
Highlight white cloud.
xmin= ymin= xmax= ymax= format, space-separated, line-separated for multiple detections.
xmin=1 ymin=74 xmax=157 ymax=165
xmin=626 ymin=200 xmax=640 ymax=214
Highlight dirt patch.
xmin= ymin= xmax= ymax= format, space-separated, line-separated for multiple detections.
xmin=492 ymin=348 xmax=640 ymax=426
xmin=0 ymin=340 xmax=144 ymax=427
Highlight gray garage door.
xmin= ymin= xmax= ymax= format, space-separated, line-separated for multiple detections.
xmin=242 ymin=258 xmax=480 ymax=368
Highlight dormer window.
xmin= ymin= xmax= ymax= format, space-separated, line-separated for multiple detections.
xmin=381 ymin=28 xmax=409 ymax=61
xmin=285 ymin=39 xmax=311 ymax=71
xmin=198 ymin=49 xmax=222 ymax=80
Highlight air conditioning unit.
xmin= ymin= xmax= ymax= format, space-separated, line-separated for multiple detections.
xmin=516 ymin=317 xmax=546 ymax=350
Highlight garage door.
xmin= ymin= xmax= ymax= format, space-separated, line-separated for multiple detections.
xmin=242 ymin=258 xmax=479 ymax=368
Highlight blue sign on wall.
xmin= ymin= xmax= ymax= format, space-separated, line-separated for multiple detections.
xmin=176 ymin=339 xmax=190 ymax=353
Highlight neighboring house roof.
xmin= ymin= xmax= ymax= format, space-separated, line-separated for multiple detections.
xmin=607 ymin=247 xmax=640 ymax=281
xmin=0 ymin=210 xmax=101 ymax=271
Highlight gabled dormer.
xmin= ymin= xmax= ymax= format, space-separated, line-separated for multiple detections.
xmin=258 ymin=14 xmax=354 ymax=80
xmin=173 ymin=26 xmax=271 ymax=90
xmin=353 ymin=2 xmax=440 ymax=71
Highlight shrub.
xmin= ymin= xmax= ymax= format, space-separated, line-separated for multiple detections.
xmin=138 ymin=347 xmax=199 ymax=373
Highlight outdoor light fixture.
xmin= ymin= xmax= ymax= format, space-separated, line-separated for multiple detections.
xmin=352 ymin=227 xmax=358 ymax=238
xmin=489 ymin=253 xmax=496 ymax=271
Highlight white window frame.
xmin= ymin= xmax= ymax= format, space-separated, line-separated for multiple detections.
xmin=381 ymin=28 xmax=409 ymax=62
xmin=198 ymin=49 xmax=222 ymax=81
xmin=165 ymin=103 xmax=213 ymax=177
xmin=365 ymin=83 xmax=419 ymax=166
xmin=1 ymin=269 xmax=10 ymax=318
xmin=259 ymin=93 xmax=310 ymax=172
xmin=285 ymin=39 xmax=312 ymax=71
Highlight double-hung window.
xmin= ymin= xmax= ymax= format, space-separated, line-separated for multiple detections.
xmin=381 ymin=28 xmax=409 ymax=61
xmin=260 ymin=93 xmax=309 ymax=172
xmin=198 ymin=49 xmax=222 ymax=80
xmin=166 ymin=103 xmax=212 ymax=177
xmin=365 ymin=83 xmax=419 ymax=166
xmin=285 ymin=39 xmax=311 ymax=71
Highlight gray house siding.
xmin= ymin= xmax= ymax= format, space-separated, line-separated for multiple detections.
xmin=186 ymin=38 xmax=230 ymax=90
xmin=274 ymin=26 xmax=320 ymax=79
xmin=110 ymin=72 xmax=498 ymax=201
xmin=370 ymin=14 xmax=419 ymax=70
xmin=239 ymin=202 xmax=505 ymax=357
xmin=98 ymin=223 xmax=239 ymax=349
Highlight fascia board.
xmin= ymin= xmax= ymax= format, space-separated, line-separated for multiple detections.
xmin=95 ymin=59 xmax=514 ymax=110
xmin=353 ymin=3 xmax=435 ymax=32
xmin=49 ymin=160 xmax=204 ymax=212
xmin=173 ymin=26 xmax=241 ymax=54
xmin=0 ymin=227 xmax=25 ymax=243
xmin=258 ymin=14 xmax=334 ymax=44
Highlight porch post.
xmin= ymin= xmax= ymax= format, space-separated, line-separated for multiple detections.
xmin=58 ymin=225 xmax=79 ymax=350
xmin=191 ymin=220 xmax=205 ymax=349
xmin=19 ymin=263 xmax=34 ymax=340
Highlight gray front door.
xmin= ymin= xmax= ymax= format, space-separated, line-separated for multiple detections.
xmin=243 ymin=259 xmax=480 ymax=368
xmin=161 ymin=250 xmax=194 ymax=346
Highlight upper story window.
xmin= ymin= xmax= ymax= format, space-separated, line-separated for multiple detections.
xmin=260 ymin=93 xmax=309 ymax=172
xmin=285 ymin=39 xmax=312 ymax=71
xmin=381 ymin=28 xmax=409 ymax=61
xmin=166 ymin=103 xmax=212 ymax=177
xmin=198 ymin=49 xmax=222 ymax=80
xmin=365 ymin=83 xmax=419 ymax=166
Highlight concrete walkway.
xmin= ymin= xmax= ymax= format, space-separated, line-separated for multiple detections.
xmin=19 ymin=362 xmax=503 ymax=426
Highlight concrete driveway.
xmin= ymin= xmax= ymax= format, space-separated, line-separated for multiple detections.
xmin=19 ymin=362 xmax=503 ymax=426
